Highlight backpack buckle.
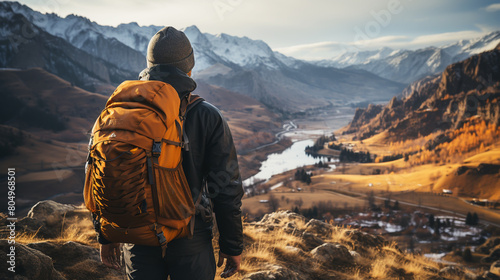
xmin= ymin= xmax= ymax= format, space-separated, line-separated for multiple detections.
xmin=152 ymin=140 xmax=162 ymax=157
xmin=156 ymin=231 xmax=167 ymax=245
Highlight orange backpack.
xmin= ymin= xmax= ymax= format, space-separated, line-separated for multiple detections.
xmin=83 ymin=80 xmax=203 ymax=255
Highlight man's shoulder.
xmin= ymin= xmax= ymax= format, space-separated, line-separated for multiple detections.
xmin=189 ymin=100 xmax=223 ymax=120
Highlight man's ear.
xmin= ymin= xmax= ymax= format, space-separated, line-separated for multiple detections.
xmin=187 ymin=71 xmax=192 ymax=77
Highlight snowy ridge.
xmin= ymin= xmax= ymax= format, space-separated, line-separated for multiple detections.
xmin=0 ymin=1 xmax=404 ymax=112
xmin=316 ymin=31 xmax=500 ymax=84
xmin=2 ymin=1 xmax=159 ymax=54
xmin=2 ymin=1 xmax=298 ymax=73
xmin=316 ymin=47 xmax=395 ymax=68
xmin=182 ymin=25 xmax=297 ymax=72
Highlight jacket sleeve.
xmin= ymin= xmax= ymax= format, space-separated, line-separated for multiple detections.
xmin=204 ymin=110 xmax=244 ymax=256
xmin=91 ymin=213 xmax=112 ymax=245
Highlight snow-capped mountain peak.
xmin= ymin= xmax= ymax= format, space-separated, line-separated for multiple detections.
xmin=203 ymin=32 xmax=276 ymax=68
xmin=3 ymin=0 xmax=294 ymax=73
xmin=316 ymin=31 xmax=500 ymax=84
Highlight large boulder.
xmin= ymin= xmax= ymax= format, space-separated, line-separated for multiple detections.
xmin=242 ymin=264 xmax=301 ymax=280
xmin=482 ymin=272 xmax=500 ymax=280
xmin=304 ymin=219 xmax=334 ymax=236
xmin=253 ymin=211 xmax=306 ymax=234
xmin=18 ymin=200 xmax=90 ymax=238
xmin=483 ymin=245 xmax=500 ymax=263
xmin=0 ymin=240 xmax=65 ymax=280
xmin=491 ymin=261 xmax=500 ymax=277
xmin=311 ymin=243 xmax=354 ymax=266
xmin=301 ymin=232 xmax=325 ymax=250
xmin=439 ymin=266 xmax=476 ymax=280
xmin=477 ymin=237 xmax=500 ymax=254
xmin=27 ymin=241 xmax=124 ymax=280
xmin=27 ymin=200 xmax=77 ymax=225
xmin=28 ymin=241 xmax=100 ymax=267
xmin=344 ymin=230 xmax=386 ymax=252
xmin=258 ymin=211 xmax=306 ymax=227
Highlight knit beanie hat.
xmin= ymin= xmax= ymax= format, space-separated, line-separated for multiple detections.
xmin=146 ymin=26 xmax=195 ymax=74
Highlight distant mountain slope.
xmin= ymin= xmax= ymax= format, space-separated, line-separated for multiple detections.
xmin=343 ymin=43 xmax=500 ymax=141
xmin=0 ymin=13 xmax=136 ymax=94
xmin=1 ymin=1 xmax=404 ymax=113
xmin=0 ymin=68 xmax=108 ymax=142
xmin=317 ymin=31 xmax=500 ymax=84
xmin=183 ymin=26 xmax=404 ymax=112
xmin=1 ymin=1 xmax=148 ymax=73
xmin=0 ymin=68 xmax=283 ymax=182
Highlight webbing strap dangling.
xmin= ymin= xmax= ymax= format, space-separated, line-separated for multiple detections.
xmin=150 ymin=223 xmax=168 ymax=257
xmin=183 ymin=130 xmax=190 ymax=152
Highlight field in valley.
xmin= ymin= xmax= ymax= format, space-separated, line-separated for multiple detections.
xmin=243 ymin=142 xmax=500 ymax=226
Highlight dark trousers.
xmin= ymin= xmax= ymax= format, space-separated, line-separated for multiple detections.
xmin=123 ymin=243 xmax=216 ymax=280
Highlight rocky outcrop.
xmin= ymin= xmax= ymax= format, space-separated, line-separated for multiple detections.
xmin=252 ymin=211 xmax=306 ymax=234
xmin=310 ymin=243 xmax=354 ymax=266
xmin=27 ymin=241 xmax=123 ymax=280
xmin=478 ymin=237 xmax=500 ymax=264
xmin=342 ymin=45 xmax=500 ymax=141
xmin=0 ymin=240 xmax=124 ymax=280
xmin=4 ymin=205 xmax=482 ymax=280
xmin=243 ymin=264 xmax=300 ymax=280
xmin=439 ymin=266 xmax=477 ymax=280
xmin=18 ymin=200 xmax=90 ymax=239
xmin=27 ymin=200 xmax=77 ymax=224
xmin=304 ymin=218 xmax=334 ymax=236
xmin=491 ymin=261 xmax=500 ymax=278
xmin=483 ymin=245 xmax=500 ymax=263
xmin=344 ymin=104 xmax=383 ymax=135
xmin=344 ymin=229 xmax=387 ymax=253
xmin=0 ymin=200 xmax=123 ymax=279
xmin=301 ymin=232 xmax=324 ymax=250
xmin=0 ymin=240 xmax=65 ymax=280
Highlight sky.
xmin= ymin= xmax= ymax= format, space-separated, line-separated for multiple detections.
xmin=15 ymin=0 xmax=500 ymax=60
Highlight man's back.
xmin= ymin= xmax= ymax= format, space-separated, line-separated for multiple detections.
xmin=96 ymin=26 xmax=243 ymax=280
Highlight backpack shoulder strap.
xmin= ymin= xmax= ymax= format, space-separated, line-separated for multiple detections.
xmin=186 ymin=94 xmax=204 ymax=115
xmin=180 ymin=94 xmax=204 ymax=152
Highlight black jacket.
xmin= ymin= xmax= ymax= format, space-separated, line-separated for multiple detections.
xmin=95 ymin=65 xmax=244 ymax=256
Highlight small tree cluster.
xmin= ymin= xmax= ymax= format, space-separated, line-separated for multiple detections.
xmin=463 ymin=247 xmax=473 ymax=262
xmin=314 ymin=161 xmax=329 ymax=168
xmin=465 ymin=212 xmax=479 ymax=226
xmin=383 ymin=199 xmax=400 ymax=210
xmin=305 ymin=134 xmax=337 ymax=154
xmin=293 ymin=200 xmax=339 ymax=220
xmin=268 ymin=194 xmax=280 ymax=212
xmin=294 ymin=169 xmax=312 ymax=185
xmin=339 ymin=148 xmax=372 ymax=163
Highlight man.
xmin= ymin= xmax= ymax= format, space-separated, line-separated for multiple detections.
xmin=98 ymin=26 xmax=244 ymax=280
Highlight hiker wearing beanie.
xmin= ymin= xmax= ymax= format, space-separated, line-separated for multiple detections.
xmin=94 ymin=26 xmax=244 ymax=280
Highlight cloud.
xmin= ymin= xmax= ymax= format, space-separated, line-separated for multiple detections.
xmin=408 ymin=30 xmax=488 ymax=46
xmin=485 ymin=3 xmax=500 ymax=12
xmin=275 ymin=42 xmax=350 ymax=60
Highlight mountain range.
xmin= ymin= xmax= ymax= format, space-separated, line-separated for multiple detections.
xmin=343 ymin=43 xmax=500 ymax=141
xmin=316 ymin=32 xmax=500 ymax=84
xmin=1 ymin=1 xmax=403 ymax=113
xmin=2 ymin=1 xmax=499 ymax=114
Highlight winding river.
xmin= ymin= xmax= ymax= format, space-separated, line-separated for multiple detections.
xmin=243 ymin=139 xmax=335 ymax=186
